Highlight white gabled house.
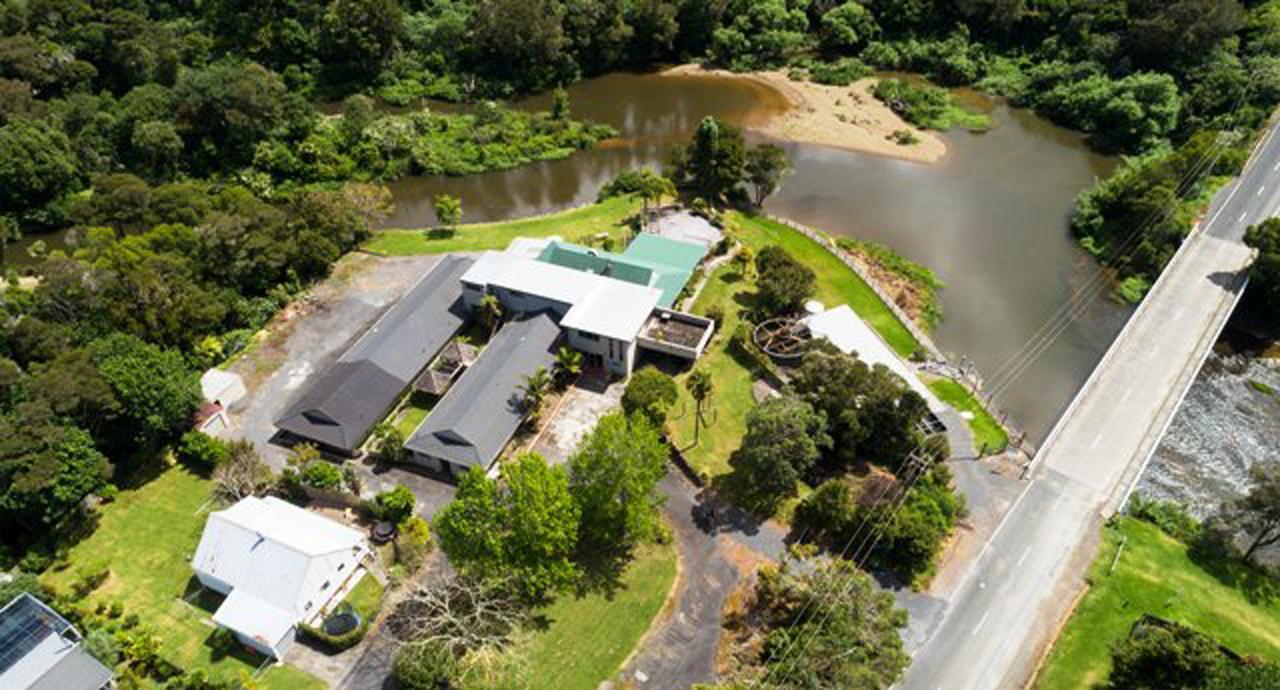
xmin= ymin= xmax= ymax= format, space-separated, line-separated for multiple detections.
xmin=191 ymin=496 xmax=370 ymax=658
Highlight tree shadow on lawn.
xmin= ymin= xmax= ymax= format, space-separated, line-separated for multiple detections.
xmin=570 ymin=543 xmax=635 ymax=601
xmin=1187 ymin=538 xmax=1280 ymax=606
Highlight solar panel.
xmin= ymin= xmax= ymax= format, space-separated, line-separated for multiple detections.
xmin=0 ymin=595 xmax=70 ymax=676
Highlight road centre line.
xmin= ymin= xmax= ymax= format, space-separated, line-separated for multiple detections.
xmin=971 ymin=612 xmax=990 ymax=637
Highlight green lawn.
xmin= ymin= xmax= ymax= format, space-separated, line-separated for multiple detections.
xmin=42 ymin=467 xmax=325 ymax=690
xmin=394 ymin=400 xmax=434 ymax=437
xmin=667 ymin=260 xmax=756 ymax=477
xmin=365 ymin=195 xmax=641 ymax=255
xmin=345 ymin=572 xmax=386 ymax=621
xmin=1034 ymin=518 xmax=1280 ymax=690
xmin=667 ymin=212 xmax=923 ymax=477
xmin=728 ymin=212 xmax=921 ymax=357
xmin=518 ymin=541 xmax=678 ymax=690
xmin=926 ymin=378 xmax=1008 ymax=455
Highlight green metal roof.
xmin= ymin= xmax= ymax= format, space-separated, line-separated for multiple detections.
xmin=622 ymin=234 xmax=708 ymax=275
xmin=537 ymin=242 xmax=655 ymax=287
xmin=536 ymin=234 xmax=708 ymax=308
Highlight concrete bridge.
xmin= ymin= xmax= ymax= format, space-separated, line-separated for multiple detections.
xmin=900 ymin=124 xmax=1276 ymax=690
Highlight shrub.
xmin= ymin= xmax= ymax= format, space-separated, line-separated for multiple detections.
xmin=176 ymin=431 xmax=230 ymax=471
xmin=1128 ymin=494 xmax=1201 ymax=543
xmin=298 ymin=604 xmax=370 ymax=652
xmin=394 ymin=639 xmax=457 ymax=690
xmin=371 ymin=484 xmax=417 ymax=523
xmin=83 ymin=628 xmax=119 ymax=666
xmin=808 ymin=58 xmax=872 ymax=86
xmin=71 ymin=565 xmax=110 ymax=598
xmin=395 ymin=515 xmax=434 ymax=571
xmin=621 ymin=367 xmax=679 ymax=427
xmin=299 ymin=462 xmax=345 ymax=491
xmin=754 ymin=245 xmax=815 ymax=317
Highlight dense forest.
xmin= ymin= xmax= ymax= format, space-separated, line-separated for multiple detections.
xmin=5 ymin=0 xmax=1279 ymax=285
xmin=3 ymin=0 xmax=1279 ymax=564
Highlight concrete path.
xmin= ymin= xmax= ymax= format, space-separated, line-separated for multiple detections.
xmin=900 ymin=122 xmax=1274 ymax=690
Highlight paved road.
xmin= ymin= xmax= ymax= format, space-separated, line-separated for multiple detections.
xmin=900 ymin=124 xmax=1277 ymax=690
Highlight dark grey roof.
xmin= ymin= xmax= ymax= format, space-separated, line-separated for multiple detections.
xmin=0 ymin=594 xmax=111 ymax=690
xmin=405 ymin=312 xmax=562 ymax=469
xmin=275 ymin=255 xmax=475 ymax=453
xmin=28 ymin=647 xmax=112 ymax=690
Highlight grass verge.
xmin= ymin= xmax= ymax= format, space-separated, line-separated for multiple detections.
xmin=518 ymin=540 xmax=678 ymax=690
xmin=365 ymin=195 xmax=641 ymax=255
xmin=42 ymin=466 xmax=325 ymax=690
xmin=729 ymin=212 xmax=920 ymax=358
xmin=926 ymin=378 xmax=1008 ymax=455
xmin=668 ymin=211 xmax=923 ymax=478
xmin=1034 ymin=518 xmax=1280 ymax=690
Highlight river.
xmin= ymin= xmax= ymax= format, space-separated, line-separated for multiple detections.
xmin=1137 ymin=352 xmax=1280 ymax=516
xmin=11 ymin=70 xmax=1130 ymax=443
xmin=385 ymin=71 xmax=1129 ymax=442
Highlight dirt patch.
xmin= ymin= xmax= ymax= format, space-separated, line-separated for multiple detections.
xmin=663 ymin=65 xmax=947 ymax=164
xmin=840 ymin=245 xmax=935 ymax=328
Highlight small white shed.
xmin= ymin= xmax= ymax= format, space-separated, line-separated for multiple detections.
xmin=201 ymin=369 xmax=246 ymax=407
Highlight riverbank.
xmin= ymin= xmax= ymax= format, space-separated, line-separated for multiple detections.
xmin=662 ymin=65 xmax=947 ymax=163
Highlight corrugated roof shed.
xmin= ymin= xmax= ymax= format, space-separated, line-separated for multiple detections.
xmin=275 ymin=255 xmax=475 ymax=453
xmin=192 ymin=496 xmax=366 ymax=618
xmin=405 ymin=312 xmax=562 ymax=469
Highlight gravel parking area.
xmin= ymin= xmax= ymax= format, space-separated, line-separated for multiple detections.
xmin=214 ymin=253 xmax=444 ymax=470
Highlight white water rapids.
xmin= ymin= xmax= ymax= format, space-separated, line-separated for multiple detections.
xmin=1137 ymin=353 xmax=1280 ymax=518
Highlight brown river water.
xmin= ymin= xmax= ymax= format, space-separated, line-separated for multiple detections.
xmin=12 ymin=70 xmax=1131 ymax=442
xmin=385 ymin=71 xmax=1130 ymax=442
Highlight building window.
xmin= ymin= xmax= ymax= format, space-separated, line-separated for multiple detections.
xmin=507 ymin=289 xmax=525 ymax=298
xmin=579 ymin=330 xmax=600 ymax=342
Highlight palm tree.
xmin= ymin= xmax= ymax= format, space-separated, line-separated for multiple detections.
xmin=637 ymin=169 xmax=675 ymax=232
xmin=685 ymin=368 xmax=713 ymax=447
xmin=520 ymin=366 xmax=552 ymax=421
xmin=553 ymin=346 xmax=583 ymax=388
xmin=479 ymin=293 xmax=503 ymax=337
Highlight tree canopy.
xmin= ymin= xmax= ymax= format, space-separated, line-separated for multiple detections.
xmin=568 ymin=411 xmax=668 ymax=550
xmin=434 ymin=454 xmax=580 ymax=603
xmin=731 ymin=559 xmax=910 ymax=689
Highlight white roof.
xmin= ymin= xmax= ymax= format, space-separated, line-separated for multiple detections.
xmin=803 ymin=305 xmax=937 ymax=407
xmin=462 ymin=251 xmax=598 ymax=306
xmin=212 ymin=589 xmax=296 ymax=650
xmin=561 ymin=280 xmax=663 ymax=342
xmin=200 ymin=369 xmax=245 ymax=405
xmin=505 ymin=235 xmax=560 ymax=259
xmin=192 ymin=496 xmax=365 ymax=620
xmin=462 ymin=252 xmax=662 ymax=342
